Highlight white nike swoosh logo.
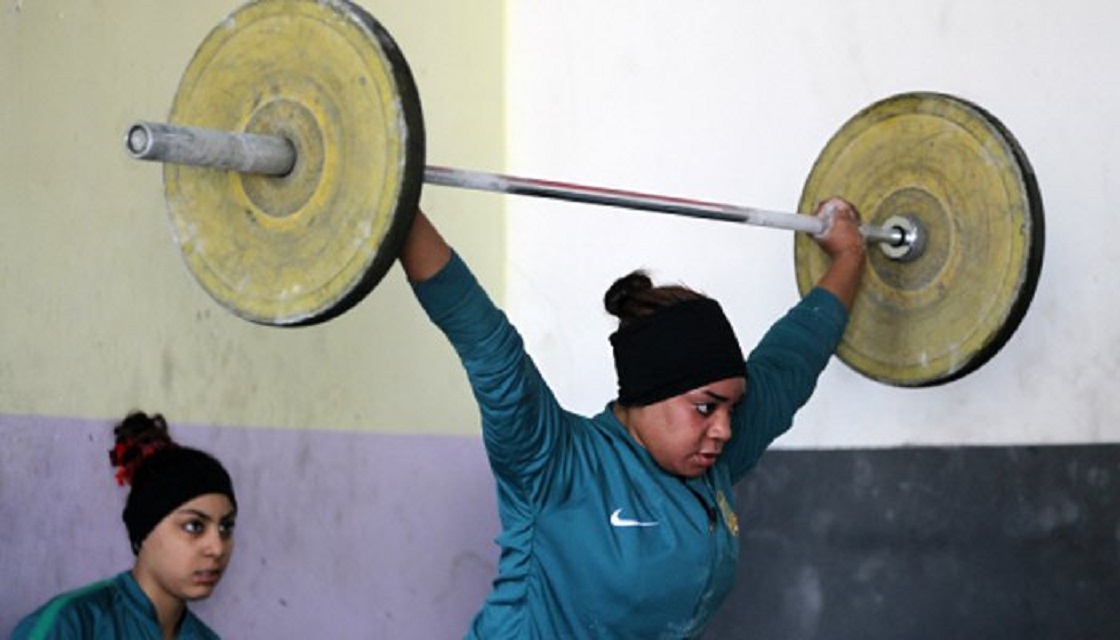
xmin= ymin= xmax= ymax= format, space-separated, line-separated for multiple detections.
xmin=610 ymin=508 xmax=659 ymax=527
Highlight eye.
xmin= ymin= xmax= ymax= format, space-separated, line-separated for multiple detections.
xmin=182 ymin=519 xmax=205 ymax=535
xmin=219 ymin=519 xmax=237 ymax=539
xmin=694 ymin=402 xmax=717 ymax=417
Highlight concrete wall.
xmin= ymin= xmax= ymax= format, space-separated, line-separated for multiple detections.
xmin=3 ymin=0 xmax=1119 ymax=637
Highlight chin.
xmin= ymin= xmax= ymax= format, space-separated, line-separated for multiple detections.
xmin=182 ymin=585 xmax=218 ymax=602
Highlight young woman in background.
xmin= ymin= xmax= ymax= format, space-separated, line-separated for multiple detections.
xmin=12 ymin=412 xmax=238 ymax=640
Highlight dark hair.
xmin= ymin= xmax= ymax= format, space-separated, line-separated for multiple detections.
xmin=109 ymin=411 xmax=236 ymax=553
xmin=604 ymin=270 xmax=707 ymax=328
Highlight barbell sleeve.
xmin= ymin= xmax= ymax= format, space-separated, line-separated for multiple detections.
xmin=126 ymin=121 xmax=297 ymax=176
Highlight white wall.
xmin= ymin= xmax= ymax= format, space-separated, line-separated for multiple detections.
xmin=502 ymin=1 xmax=1119 ymax=447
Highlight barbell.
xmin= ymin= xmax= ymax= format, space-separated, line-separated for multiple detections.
xmin=125 ymin=121 xmax=909 ymax=248
xmin=123 ymin=0 xmax=1044 ymax=387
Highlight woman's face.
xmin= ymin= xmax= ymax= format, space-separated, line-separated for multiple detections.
xmin=621 ymin=376 xmax=746 ymax=477
xmin=134 ymin=493 xmax=237 ymax=608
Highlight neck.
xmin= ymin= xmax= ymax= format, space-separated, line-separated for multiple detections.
xmin=131 ymin=567 xmax=185 ymax=639
xmin=612 ymin=403 xmax=645 ymax=448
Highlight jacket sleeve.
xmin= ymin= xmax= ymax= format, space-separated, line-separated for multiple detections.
xmin=723 ymin=287 xmax=849 ymax=483
xmin=412 ymin=252 xmax=570 ymax=500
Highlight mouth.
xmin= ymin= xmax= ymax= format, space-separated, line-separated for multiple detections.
xmin=193 ymin=569 xmax=223 ymax=587
xmin=696 ymin=452 xmax=720 ymax=466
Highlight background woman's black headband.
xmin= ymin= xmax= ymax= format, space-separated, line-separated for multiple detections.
xmin=122 ymin=447 xmax=236 ymax=554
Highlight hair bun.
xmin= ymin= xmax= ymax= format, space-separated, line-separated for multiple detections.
xmin=604 ymin=270 xmax=653 ymax=317
xmin=109 ymin=412 xmax=176 ymax=486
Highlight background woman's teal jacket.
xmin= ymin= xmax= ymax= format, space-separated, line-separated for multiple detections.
xmin=12 ymin=571 xmax=220 ymax=639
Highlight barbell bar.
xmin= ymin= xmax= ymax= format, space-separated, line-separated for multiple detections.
xmin=123 ymin=0 xmax=1043 ymax=388
xmin=124 ymin=120 xmax=911 ymax=249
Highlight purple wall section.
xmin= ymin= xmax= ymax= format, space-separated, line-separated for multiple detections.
xmin=0 ymin=413 xmax=498 ymax=638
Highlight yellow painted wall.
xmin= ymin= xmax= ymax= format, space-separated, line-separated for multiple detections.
xmin=0 ymin=0 xmax=505 ymax=434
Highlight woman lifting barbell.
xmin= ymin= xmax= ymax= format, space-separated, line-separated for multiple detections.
xmin=400 ymin=197 xmax=865 ymax=638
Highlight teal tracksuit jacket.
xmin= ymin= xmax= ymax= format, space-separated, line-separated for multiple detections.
xmin=11 ymin=571 xmax=221 ymax=639
xmin=414 ymin=252 xmax=847 ymax=639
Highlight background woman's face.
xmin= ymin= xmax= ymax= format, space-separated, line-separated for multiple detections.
xmin=134 ymin=493 xmax=237 ymax=606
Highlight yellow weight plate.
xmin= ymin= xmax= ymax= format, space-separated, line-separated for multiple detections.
xmin=165 ymin=0 xmax=424 ymax=325
xmin=795 ymin=93 xmax=1044 ymax=387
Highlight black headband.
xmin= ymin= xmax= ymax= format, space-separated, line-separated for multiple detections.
xmin=122 ymin=446 xmax=236 ymax=554
xmin=610 ymin=298 xmax=746 ymax=406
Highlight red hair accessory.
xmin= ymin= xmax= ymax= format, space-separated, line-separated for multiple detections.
xmin=110 ymin=438 xmax=176 ymax=486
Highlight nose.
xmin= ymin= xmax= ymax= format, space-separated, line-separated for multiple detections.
xmin=707 ymin=410 xmax=732 ymax=443
xmin=201 ymin=527 xmax=230 ymax=558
